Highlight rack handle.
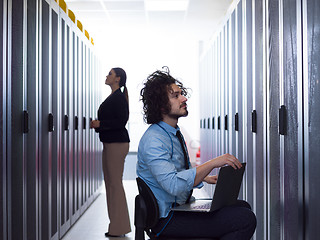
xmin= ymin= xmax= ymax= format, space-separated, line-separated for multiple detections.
xmin=75 ymin=116 xmax=79 ymax=130
xmin=279 ymin=105 xmax=287 ymax=135
xmin=225 ymin=115 xmax=228 ymax=130
xmin=235 ymin=113 xmax=239 ymax=131
xmin=212 ymin=117 xmax=215 ymax=129
xmin=64 ymin=115 xmax=69 ymax=131
xmin=83 ymin=117 xmax=86 ymax=129
xmin=48 ymin=113 xmax=54 ymax=132
xmin=252 ymin=110 xmax=257 ymax=133
xmin=23 ymin=110 xmax=29 ymax=133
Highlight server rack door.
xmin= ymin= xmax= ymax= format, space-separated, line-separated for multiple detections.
xmin=223 ymin=27 xmax=227 ymax=155
xmin=26 ymin=0 xmax=39 ymax=239
xmin=10 ymin=0 xmax=25 ymax=238
xmin=51 ymin=6 xmax=59 ymax=239
xmin=67 ymin=26 xmax=74 ymax=229
xmin=77 ymin=39 xmax=83 ymax=213
xmin=213 ymin=41 xmax=218 ymax=161
xmin=65 ymin=22 xmax=71 ymax=233
xmin=225 ymin=23 xmax=230 ymax=155
xmin=267 ymin=0 xmax=281 ymax=239
xmin=209 ymin=44 xmax=214 ymax=161
xmin=202 ymin=54 xmax=207 ymax=165
xmin=87 ymin=48 xmax=93 ymax=199
xmin=81 ymin=43 xmax=88 ymax=211
xmin=217 ymin=36 xmax=221 ymax=158
xmin=205 ymin=53 xmax=210 ymax=166
xmin=201 ymin=54 xmax=207 ymax=167
xmin=231 ymin=11 xmax=237 ymax=159
xmin=203 ymin=54 xmax=208 ymax=167
xmin=236 ymin=1 xmax=244 ymax=199
xmin=71 ymin=34 xmax=80 ymax=224
xmin=88 ymin=49 xmax=92 ymax=198
xmin=60 ymin=17 xmax=66 ymax=235
xmin=39 ymin=1 xmax=54 ymax=238
xmin=253 ymin=0 xmax=267 ymax=239
xmin=220 ymin=30 xmax=225 ymax=155
xmin=0 ymin=0 xmax=6 ymax=237
xmin=281 ymin=0 xmax=301 ymax=238
xmin=83 ymin=45 xmax=89 ymax=206
xmin=199 ymin=61 xmax=205 ymax=166
xmin=244 ymin=0 xmax=254 ymax=207
xmin=88 ymin=48 xmax=94 ymax=199
xmin=207 ymin=53 xmax=211 ymax=164
xmin=305 ymin=0 xmax=320 ymax=238
xmin=59 ymin=17 xmax=70 ymax=237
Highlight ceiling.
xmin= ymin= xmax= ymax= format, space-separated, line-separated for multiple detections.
xmin=65 ymin=0 xmax=235 ymax=44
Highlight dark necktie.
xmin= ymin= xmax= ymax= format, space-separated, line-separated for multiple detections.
xmin=176 ymin=130 xmax=193 ymax=203
xmin=176 ymin=130 xmax=189 ymax=169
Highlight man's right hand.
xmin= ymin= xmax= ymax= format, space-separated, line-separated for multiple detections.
xmin=212 ymin=153 xmax=242 ymax=169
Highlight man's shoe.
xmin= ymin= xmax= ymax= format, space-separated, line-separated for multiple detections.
xmin=104 ymin=232 xmax=125 ymax=238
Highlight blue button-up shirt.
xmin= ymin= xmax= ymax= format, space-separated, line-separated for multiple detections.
xmin=136 ymin=121 xmax=203 ymax=218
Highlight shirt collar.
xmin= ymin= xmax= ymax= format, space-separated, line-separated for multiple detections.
xmin=158 ymin=121 xmax=180 ymax=135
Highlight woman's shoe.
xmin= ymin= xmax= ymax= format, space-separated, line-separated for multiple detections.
xmin=105 ymin=232 xmax=125 ymax=238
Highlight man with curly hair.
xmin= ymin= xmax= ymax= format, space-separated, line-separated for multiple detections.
xmin=137 ymin=67 xmax=256 ymax=239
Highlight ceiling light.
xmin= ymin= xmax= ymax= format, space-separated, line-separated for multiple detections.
xmin=145 ymin=0 xmax=189 ymax=11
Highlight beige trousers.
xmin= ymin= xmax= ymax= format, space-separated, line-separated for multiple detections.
xmin=102 ymin=142 xmax=131 ymax=235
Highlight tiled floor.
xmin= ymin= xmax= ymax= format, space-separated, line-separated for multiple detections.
xmin=61 ymin=180 xmax=138 ymax=240
xmin=61 ymin=154 xmax=138 ymax=240
xmin=61 ymin=153 xmax=209 ymax=240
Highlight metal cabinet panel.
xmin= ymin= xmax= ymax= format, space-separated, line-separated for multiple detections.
xmin=253 ymin=0 xmax=267 ymax=239
xmin=10 ymin=0 xmax=25 ymax=238
xmin=267 ymin=0 xmax=281 ymax=237
xmin=236 ymin=1 xmax=244 ymax=199
xmin=26 ymin=0 xmax=39 ymax=239
xmin=77 ymin=39 xmax=83 ymax=212
xmin=219 ymin=31 xmax=225 ymax=155
xmin=244 ymin=0 xmax=254 ymax=207
xmin=51 ymin=8 xmax=59 ymax=239
xmin=217 ymin=36 xmax=222 ymax=158
xmin=225 ymin=22 xmax=230 ymax=155
xmin=282 ymin=0 xmax=301 ymax=238
xmin=230 ymin=12 xmax=237 ymax=158
xmin=39 ymin=1 xmax=51 ymax=238
xmin=67 ymin=26 xmax=75 ymax=230
xmin=305 ymin=0 xmax=320 ymax=238
xmin=71 ymin=33 xmax=80 ymax=224
xmin=59 ymin=16 xmax=72 ymax=238
xmin=0 ymin=0 xmax=6 ymax=239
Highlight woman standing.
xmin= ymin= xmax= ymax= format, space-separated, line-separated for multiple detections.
xmin=90 ymin=67 xmax=131 ymax=237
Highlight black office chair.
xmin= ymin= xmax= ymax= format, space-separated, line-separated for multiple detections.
xmin=134 ymin=177 xmax=216 ymax=240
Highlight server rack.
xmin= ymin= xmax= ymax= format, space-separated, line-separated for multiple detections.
xmin=199 ymin=0 xmax=319 ymax=239
xmin=1 ymin=0 xmax=103 ymax=239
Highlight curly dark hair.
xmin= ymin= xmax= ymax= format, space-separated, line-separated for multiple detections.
xmin=140 ymin=67 xmax=189 ymax=124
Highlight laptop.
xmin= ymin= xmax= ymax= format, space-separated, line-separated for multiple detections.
xmin=172 ymin=162 xmax=246 ymax=212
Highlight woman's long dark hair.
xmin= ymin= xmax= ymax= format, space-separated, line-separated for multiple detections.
xmin=140 ymin=67 xmax=188 ymax=124
xmin=113 ymin=67 xmax=129 ymax=103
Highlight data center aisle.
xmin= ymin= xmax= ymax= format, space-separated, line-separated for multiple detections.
xmin=61 ymin=180 xmax=137 ymax=240
xmin=62 ymin=153 xmax=139 ymax=240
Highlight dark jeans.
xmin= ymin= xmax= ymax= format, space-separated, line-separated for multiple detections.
xmin=152 ymin=200 xmax=256 ymax=240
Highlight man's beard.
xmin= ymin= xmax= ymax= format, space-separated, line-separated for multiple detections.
xmin=168 ymin=109 xmax=188 ymax=119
